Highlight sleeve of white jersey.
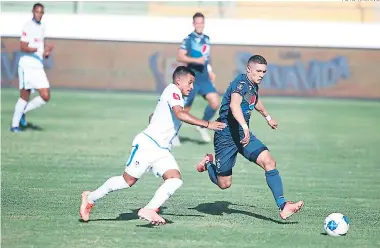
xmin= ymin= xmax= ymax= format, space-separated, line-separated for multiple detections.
xmin=167 ymin=86 xmax=184 ymax=109
xmin=20 ymin=23 xmax=31 ymax=43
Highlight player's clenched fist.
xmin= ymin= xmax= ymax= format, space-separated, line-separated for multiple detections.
xmin=206 ymin=121 xmax=226 ymax=131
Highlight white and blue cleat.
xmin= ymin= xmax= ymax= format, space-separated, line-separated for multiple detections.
xmin=9 ymin=126 xmax=23 ymax=133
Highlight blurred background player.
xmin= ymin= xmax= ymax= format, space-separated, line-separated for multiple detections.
xmin=10 ymin=2 xmax=53 ymax=132
xmin=176 ymin=12 xmax=220 ymax=144
xmin=197 ymin=55 xmax=304 ymax=220
xmin=80 ymin=66 xmax=226 ymax=225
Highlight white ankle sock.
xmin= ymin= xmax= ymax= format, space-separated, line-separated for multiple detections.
xmin=11 ymin=98 xmax=28 ymax=127
xmin=87 ymin=175 xmax=130 ymax=204
xmin=145 ymin=178 xmax=183 ymax=210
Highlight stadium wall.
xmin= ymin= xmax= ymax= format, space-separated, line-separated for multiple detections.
xmin=2 ymin=13 xmax=380 ymax=99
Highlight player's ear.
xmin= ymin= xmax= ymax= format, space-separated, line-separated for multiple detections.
xmin=174 ymin=76 xmax=180 ymax=86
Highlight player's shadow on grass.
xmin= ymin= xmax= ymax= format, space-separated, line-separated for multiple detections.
xmin=189 ymin=201 xmax=298 ymax=225
xmin=79 ymin=207 xmax=201 ymax=227
xmin=21 ymin=122 xmax=44 ymax=131
xmin=178 ymin=136 xmax=208 ymax=145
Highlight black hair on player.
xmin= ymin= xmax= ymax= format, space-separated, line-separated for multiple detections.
xmin=172 ymin=66 xmax=195 ymax=82
xmin=33 ymin=2 xmax=44 ymax=10
xmin=247 ymin=55 xmax=267 ymax=65
xmin=193 ymin=12 xmax=205 ymax=20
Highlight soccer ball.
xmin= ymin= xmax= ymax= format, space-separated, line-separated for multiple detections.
xmin=324 ymin=213 xmax=349 ymax=236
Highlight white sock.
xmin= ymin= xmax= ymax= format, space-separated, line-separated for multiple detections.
xmin=23 ymin=96 xmax=46 ymax=114
xmin=12 ymin=98 xmax=28 ymax=127
xmin=87 ymin=175 xmax=130 ymax=204
xmin=145 ymin=178 xmax=183 ymax=210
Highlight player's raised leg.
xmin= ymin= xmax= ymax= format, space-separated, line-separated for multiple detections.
xmin=255 ymin=149 xmax=304 ymax=220
xmin=197 ymin=132 xmax=238 ymax=189
xmin=197 ymin=153 xmax=234 ymax=190
xmin=23 ymin=87 xmax=50 ymax=114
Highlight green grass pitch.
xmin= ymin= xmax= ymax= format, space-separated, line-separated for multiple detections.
xmin=1 ymin=88 xmax=380 ymax=248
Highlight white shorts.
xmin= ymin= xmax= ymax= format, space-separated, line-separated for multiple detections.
xmin=124 ymin=132 xmax=180 ymax=179
xmin=18 ymin=66 xmax=50 ymax=90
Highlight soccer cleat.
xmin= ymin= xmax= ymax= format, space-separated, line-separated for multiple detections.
xmin=19 ymin=114 xmax=28 ymax=128
xmin=138 ymin=208 xmax=166 ymax=225
xmin=9 ymin=126 xmax=23 ymax=133
xmin=197 ymin=154 xmax=213 ymax=172
xmin=279 ymin=200 xmax=304 ymax=220
xmin=79 ymin=191 xmax=94 ymax=222
xmin=196 ymin=126 xmax=211 ymax=143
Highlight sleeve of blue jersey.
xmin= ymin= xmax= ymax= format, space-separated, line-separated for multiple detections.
xmin=180 ymin=36 xmax=191 ymax=51
xmin=231 ymin=80 xmax=248 ymax=96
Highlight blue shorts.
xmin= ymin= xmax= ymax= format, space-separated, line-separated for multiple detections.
xmin=213 ymin=131 xmax=268 ymax=176
xmin=184 ymin=80 xmax=217 ymax=107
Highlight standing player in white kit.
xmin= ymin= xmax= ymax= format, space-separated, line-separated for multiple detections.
xmin=79 ymin=66 xmax=226 ymax=225
xmin=10 ymin=3 xmax=53 ymax=132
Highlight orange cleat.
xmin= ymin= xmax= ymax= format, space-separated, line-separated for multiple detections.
xmin=79 ymin=191 xmax=94 ymax=222
xmin=280 ymin=200 xmax=304 ymax=220
xmin=197 ymin=154 xmax=213 ymax=172
xmin=138 ymin=208 xmax=166 ymax=225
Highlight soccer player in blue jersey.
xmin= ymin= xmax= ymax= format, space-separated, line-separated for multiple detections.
xmin=176 ymin=12 xmax=219 ymax=144
xmin=196 ymin=55 xmax=304 ymax=220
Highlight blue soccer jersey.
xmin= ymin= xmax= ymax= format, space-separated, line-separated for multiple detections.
xmin=217 ymin=74 xmax=259 ymax=135
xmin=180 ymin=32 xmax=211 ymax=81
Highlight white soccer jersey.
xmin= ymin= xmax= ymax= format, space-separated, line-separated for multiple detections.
xmin=19 ymin=20 xmax=46 ymax=69
xmin=143 ymin=84 xmax=184 ymax=149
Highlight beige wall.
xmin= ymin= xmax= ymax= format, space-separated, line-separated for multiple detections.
xmin=2 ymin=38 xmax=380 ymax=98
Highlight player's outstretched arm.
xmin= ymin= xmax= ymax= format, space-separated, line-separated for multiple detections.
xmin=230 ymin=93 xmax=250 ymax=146
xmin=172 ymin=105 xmax=226 ymax=131
xmin=254 ymin=99 xmax=278 ymax=130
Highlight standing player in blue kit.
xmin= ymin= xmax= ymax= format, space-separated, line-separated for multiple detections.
xmin=176 ymin=12 xmax=220 ymax=144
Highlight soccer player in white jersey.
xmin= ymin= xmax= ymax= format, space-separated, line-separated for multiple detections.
xmin=10 ymin=3 xmax=53 ymax=132
xmin=79 ymin=66 xmax=226 ymax=225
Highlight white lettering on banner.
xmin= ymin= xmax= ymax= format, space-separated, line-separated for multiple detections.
xmin=1 ymin=13 xmax=380 ymax=49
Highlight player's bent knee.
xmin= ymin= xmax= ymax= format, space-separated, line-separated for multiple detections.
xmin=163 ymin=169 xmax=182 ymax=180
xmin=264 ymin=158 xmax=276 ymax=171
xmin=39 ymin=89 xmax=50 ymax=102
xmin=40 ymin=93 xmax=50 ymax=102
xmin=217 ymin=176 xmax=232 ymax=190
xmin=206 ymin=93 xmax=220 ymax=110
xmin=218 ymin=181 xmax=231 ymax=190
xmin=122 ymin=172 xmax=138 ymax=187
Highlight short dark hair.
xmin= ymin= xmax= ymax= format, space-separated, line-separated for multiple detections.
xmin=33 ymin=3 xmax=44 ymax=10
xmin=172 ymin=66 xmax=195 ymax=82
xmin=193 ymin=12 xmax=205 ymax=20
xmin=247 ymin=55 xmax=267 ymax=65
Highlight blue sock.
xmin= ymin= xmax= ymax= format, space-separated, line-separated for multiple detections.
xmin=206 ymin=162 xmax=218 ymax=185
xmin=202 ymin=105 xmax=217 ymax=121
xmin=265 ymin=169 xmax=286 ymax=209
